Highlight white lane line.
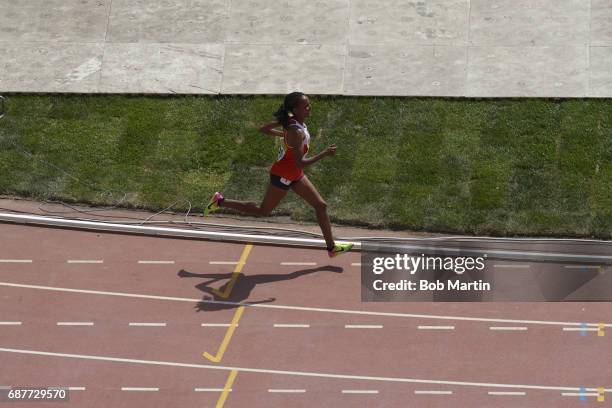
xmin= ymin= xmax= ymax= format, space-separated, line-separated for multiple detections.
xmin=47 ymin=386 xmax=86 ymax=391
xmin=493 ymin=264 xmax=530 ymax=268
xmin=201 ymin=323 xmax=236 ymax=327
xmin=351 ymin=262 xmax=361 ymax=266
xmin=121 ymin=387 xmax=159 ymax=392
xmin=418 ymin=326 xmax=455 ymax=330
xmin=489 ymin=326 xmax=528 ymax=331
xmin=2 ymin=282 xmax=611 ymax=328
xmin=268 ymin=389 xmax=306 ymax=393
xmin=129 ymin=323 xmax=166 ymax=327
xmin=280 ymin=262 xmax=317 ymax=266
xmin=138 ymin=260 xmax=175 ymax=264
xmin=564 ymin=265 xmax=600 ymax=269
xmin=67 ymin=260 xmax=103 ymax=264
xmin=414 ymin=390 xmax=453 ymax=395
xmin=0 ymin=322 xmax=22 ymax=325
xmin=342 ymin=390 xmax=379 ymax=394
xmin=345 ymin=325 xmax=383 ymax=329
xmin=0 ymin=259 xmax=32 ymax=263
xmin=562 ymin=392 xmax=598 ymax=396
xmin=57 ymin=322 xmax=94 ymax=326
xmin=273 ymin=324 xmax=310 ymax=328
xmin=194 ymin=388 xmax=231 ymax=392
xmin=488 ymin=391 xmax=526 ymax=396
xmin=563 ymin=327 xmax=598 ymax=331
xmin=209 ymin=261 xmax=239 ymax=265
xmin=1 ymin=347 xmax=611 ymax=393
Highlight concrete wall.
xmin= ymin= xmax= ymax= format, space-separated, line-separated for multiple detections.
xmin=1 ymin=0 xmax=610 ymax=97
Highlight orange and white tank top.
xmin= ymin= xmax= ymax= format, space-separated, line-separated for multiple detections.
xmin=269 ymin=119 xmax=310 ymax=181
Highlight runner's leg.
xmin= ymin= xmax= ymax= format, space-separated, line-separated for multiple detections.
xmin=290 ymin=175 xmax=335 ymax=249
xmin=221 ymin=183 xmax=287 ymax=216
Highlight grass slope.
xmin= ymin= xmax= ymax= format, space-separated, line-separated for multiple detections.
xmin=0 ymin=95 xmax=610 ymax=238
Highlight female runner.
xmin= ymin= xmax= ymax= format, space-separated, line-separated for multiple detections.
xmin=204 ymin=91 xmax=352 ymax=257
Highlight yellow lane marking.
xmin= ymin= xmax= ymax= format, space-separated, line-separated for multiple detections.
xmin=597 ymin=323 xmax=605 ymax=337
xmin=203 ymin=244 xmax=253 ymax=363
xmin=215 ymin=370 xmax=238 ymax=408
xmin=203 ymin=306 xmax=245 ymax=363
xmin=598 ymin=387 xmax=605 ymax=402
xmin=212 ymin=244 xmax=253 ymax=299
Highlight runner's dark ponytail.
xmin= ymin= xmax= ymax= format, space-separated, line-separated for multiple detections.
xmin=273 ymin=91 xmax=305 ymax=129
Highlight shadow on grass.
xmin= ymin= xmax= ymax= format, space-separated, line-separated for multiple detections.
xmin=178 ymin=265 xmax=343 ymax=312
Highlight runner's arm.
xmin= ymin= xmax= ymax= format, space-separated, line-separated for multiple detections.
xmin=259 ymin=121 xmax=284 ymax=137
xmin=286 ymin=127 xmax=336 ymax=169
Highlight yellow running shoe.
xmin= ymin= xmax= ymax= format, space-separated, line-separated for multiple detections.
xmin=328 ymin=242 xmax=353 ymax=258
xmin=203 ymin=191 xmax=223 ymax=216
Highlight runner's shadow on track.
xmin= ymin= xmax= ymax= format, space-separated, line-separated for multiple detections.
xmin=178 ymin=265 xmax=343 ymax=312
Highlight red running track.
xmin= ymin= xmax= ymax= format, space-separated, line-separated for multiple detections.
xmin=0 ymin=223 xmax=611 ymax=407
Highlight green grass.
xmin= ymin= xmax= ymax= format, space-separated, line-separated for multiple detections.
xmin=0 ymin=95 xmax=610 ymax=238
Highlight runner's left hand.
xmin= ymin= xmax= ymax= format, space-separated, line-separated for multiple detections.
xmin=325 ymin=144 xmax=337 ymax=156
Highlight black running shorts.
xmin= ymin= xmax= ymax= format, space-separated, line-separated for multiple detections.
xmin=270 ymin=174 xmax=303 ymax=190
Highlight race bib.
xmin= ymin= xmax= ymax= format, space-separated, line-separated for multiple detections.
xmin=276 ymin=145 xmax=285 ymax=161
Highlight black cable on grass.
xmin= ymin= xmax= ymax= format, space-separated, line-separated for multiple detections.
xmin=0 ymin=96 xmax=324 ymax=238
xmin=0 ymin=95 xmax=193 ymax=223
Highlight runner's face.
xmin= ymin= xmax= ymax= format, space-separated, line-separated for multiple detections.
xmin=293 ymin=96 xmax=311 ymax=119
